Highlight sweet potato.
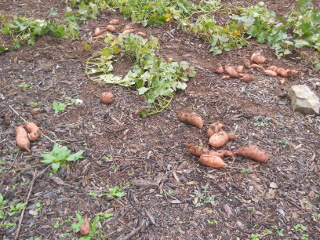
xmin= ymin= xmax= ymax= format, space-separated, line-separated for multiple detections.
xmin=106 ymin=25 xmax=116 ymax=33
xmin=26 ymin=122 xmax=40 ymax=141
xmin=137 ymin=32 xmax=147 ymax=37
xmin=16 ymin=126 xmax=30 ymax=152
xmin=241 ymin=74 xmax=254 ymax=82
xmin=221 ymin=75 xmax=230 ymax=80
xmin=101 ymin=92 xmax=114 ymax=104
xmin=234 ymin=145 xmax=269 ymax=162
xmin=109 ymin=19 xmax=120 ymax=25
xmin=93 ymin=35 xmax=107 ymax=40
xmin=80 ymin=216 xmax=90 ymax=236
xmin=209 ymin=131 xmax=229 ymax=148
xmin=278 ymin=69 xmax=299 ymax=77
xmin=248 ymin=64 xmax=264 ymax=69
xmin=215 ymin=64 xmax=224 ymax=74
xmin=92 ymin=27 xmax=101 ymax=37
xmin=186 ymin=144 xmax=222 ymax=157
xmin=177 ymin=110 xmax=203 ymax=129
xmin=207 ymin=122 xmax=225 ymax=137
xmin=228 ymin=133 xmax=238 ymax=140
xmin=225 ymin=65 xmax=239 ymax=78
xmin=199 ymin=155 xmax=226 ymax=168
xmin=122 ymin=29 xmax=137 ymax=35
xmin=251 ymin=51 xmax=266 ymax=64
xmin=264 ymin=70 xmax=277 ymax=77
xmin=267 ymin=65 xmax=278 ymax=72
xmin=236 ymin=65 xmax=244 ymax=73
xmin=217 ymin=149 xmax=234 ymax=157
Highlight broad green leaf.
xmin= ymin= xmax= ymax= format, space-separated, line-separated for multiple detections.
xmin=51 ymin=162 xmax=61 ymax=173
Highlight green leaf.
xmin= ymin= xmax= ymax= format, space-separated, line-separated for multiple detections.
xmin=51 ymin=162 xmax=61 ymax=173
xmin=66 ymin=150 xmax=84 ymax=162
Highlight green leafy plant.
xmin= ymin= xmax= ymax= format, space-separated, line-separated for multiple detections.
xmin=86 ymin=33 xmax=195 ymax=117
xmin=41 ymin=143 xmax=84 ymax=173
xmin=52 ymin=99 xmax=75 ymax=114
xmin=193 ymin=185 xmax=215 ymax=207
xmin=108 ymin=186 xmax=126 ymax=198
xmin=0 ymin=194 xmax=8 ymax=220
xmin=250 ymin=234 xmax=260 ymax=240
xmin=253 ymin=116 xmax=271 ymax=127
xmin=294 ymin=224 xmax=307 ymax=232
xmin=278 ymin=137 xmax=289 ymax=149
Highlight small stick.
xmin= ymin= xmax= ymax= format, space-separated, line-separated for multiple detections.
xmin=14 ymin=170 xmax=37 ymax=240
xmin=116 ymin=219 xmax=147 ymax=240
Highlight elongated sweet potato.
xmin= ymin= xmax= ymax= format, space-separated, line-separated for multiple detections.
xmin=207 ymin=122 xmax=225 ymax=137
xmin=177 ymin=110 xmax=203 ymax=129
xmin=215 ymin=64 xmax=224 ymax=74
xmin=234 ymin=145 xmax=269 ymax=162
xmin=26 ymin=122 xmax=40 ymax=141
xmin=264 ymin=70 xmax=277 ymax=77
xmin=267 ymin=65 xmax=278 ymax=72
xmin=249 ymin=64 xmax=264 ymax=69
xmin=277 ymin=68 xmax=299 ymax=77
xmin=241 ymin=74 xmax=254 ymax=82
xmin=16 ymin=126 xmax=30 ymax=152
xmin=199 ymin=155 xmax=226 ymax=168
xmin=251 ymin=51 xmax=266 ymax=64
xmin=80 ymin=216 xmax=90 ymax=236
xmin=225 ymin=65 xmax=239 ymax=78
xmin=186 ymin=144 xmax=227 ymax=157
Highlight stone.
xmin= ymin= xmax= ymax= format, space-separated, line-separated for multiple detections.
xmin=288 ymin=85 xmax=320 ymax=114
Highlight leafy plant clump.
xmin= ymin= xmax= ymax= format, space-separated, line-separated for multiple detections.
xmin=86 ymin=33 xmax=196 ymax=117
xmin=41 ymin=143 xmax=84 ymax=173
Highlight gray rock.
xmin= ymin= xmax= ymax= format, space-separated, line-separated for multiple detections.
xmin=288 ymin=85 xmax=320 ymax=114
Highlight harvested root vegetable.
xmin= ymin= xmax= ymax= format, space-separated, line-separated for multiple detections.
xmin=221 ymin=75 xmax=230 ymax=80
xmin=225 ymin=65 xmax=239 ymax=78
xmin=106 ymin=25 xmax=116 ymax=33
xmin=122 ymin=29 xmax=137 ymax=35
xmin=93 ymin=35 xmax=107 ymax=40
xmin=186 ymin=144 xmax=220 ymax=157
xmin=137 ymin=32 xmax=147 ymax=37
xmin=177 ymin=110 xmax=203 ymax=129
xmin=243 ymin=59 xmax=251 ymax=68
xmin=16 ymin=126 xmax=30 ymax=152
xmin=217 ymin=149 xmax=233 ymax=157
xmin=123 ymin=25 xmax=132 ymax=31
xmin=26 ymin=122 xmax=40 ymax=141
xmin=207 ymin=122 xmax=225 ymax=137
xmin=251 ymin=51 xmax=266 ymax=64
xmin=80 ymin=216 xmax=90 ymax=236
xmin=101 ymin=92 xmax=114 ymax=104
xmin=264 ymin=70 xmax=277 ymax=77
xmin=267 ymin=65 xmax=278 ymax=72
xmin=199 ymin=155 xmax=226 ymax=168
xmin=209 ymin=131 xmax=229 ymax=148
xmin=241 ymin=74 xmax=254 ymax=82
xmin=109 ymin=19 xmax=120 ymax=25
xmin=215 ymin=64 xmax=224 ymax=74
xmin=234 ymin=145 xmax=269 ymax=163
xmin=248 ymin=64 xmax=264 ymax=69
xmin=236 ymin=65 xmax=244 ymax=73
xmin=277 ymin=69 xmax=299 ymax=77
xmin=92 ymin=27 xmax=101 ymax=37
xmin=209 ymin=131 xmax=237 ymax=148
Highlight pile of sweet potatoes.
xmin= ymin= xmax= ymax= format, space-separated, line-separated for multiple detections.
xmin=16 ymin=122 xmax=40 ymax=152
xmin=177 ymin=110 xmax=269 ymax=168
xmin=216 ymin=51 xmax=299 ymax=82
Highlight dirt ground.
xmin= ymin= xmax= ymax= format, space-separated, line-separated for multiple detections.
xmin=1 ymin=0 xmax=320 ymax=239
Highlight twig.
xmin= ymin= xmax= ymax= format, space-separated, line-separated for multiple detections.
xmin=116 ymin=219 xmax=147 ymax=240
xmin=14 ymin=170 xmax=37 ymax=240
xmin=14 ymin=166 xmax=49 ymax=240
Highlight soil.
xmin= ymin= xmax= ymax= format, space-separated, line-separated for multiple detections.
xmin=1 ymin=1 xmax=320 ymax=240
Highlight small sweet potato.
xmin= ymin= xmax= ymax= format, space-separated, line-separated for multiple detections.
xmin=26 ymin=122 xmax=40 ymax=141
xmin=106 ymin=25 xmax=116 ymax=33
xmin=234 ymin=145 xmax=269 ymax=162
xmin=248 ymin=64 xmax=264 ymax=69
xmin=264 ymin=70 xmax=277 ymax=77
xmin=80 ymin=216 xmax=90 ymax=236
xmin=109 ymin=19 xmax=120 ymax=25
xmin=137 ymin=32 xmax=147 ymax=37
xmin=93 ymin=34 xmax=107 ymax=39
xmin=16 ymin=126 xmax=30 ymax=152
xmin=243 ymin=59 xmax=251 ymax=68
xmin=251 ymin=51 xmax=266 ymax=64
xmin=199 ymin=155 xmax=227 ymax=168
xmin=209 ymin=131 xmax=229 ymax=148
xmin=101 ymin=92 xmax=114 ymax=104
xmin=215 ymin=64 xmax=224 ymax=74
xmin=177 ymin=110 xmax=203 ymax=129
xmin=122 ymin=29 xmax=137 ymax=35
xmin=186 ymin=144 xmax=223 ymax=157
xmin=241 ymin=74 xmax=254 ymax=82
xmin=278 ymin=69 xmax=299 ymax=77
xmin=221 ymin=75 xmax=230 ymax=80
xmin=206 ymin=122 xmax=225 ymax=137
xmin=92 ymin=27 xmax=101 ymax=37
xmin=236 ymin=65 xmax=244 ymax=73
xmin=267 ymin=65 xmax=278 ymax=72
xmin=225 ymin=65 xmax=239 ymax=78
xmin=217 ymin=149 xmax=234 ymax=157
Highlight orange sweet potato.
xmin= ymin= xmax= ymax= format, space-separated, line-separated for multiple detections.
xmin=267 ymin=65 xmax=278 ymax=72
xmin=221 ymin=75 xmax=230 ymax=80
xmin=277 ymin=69 xmax=299 ymax=77
xmin=137 ymin=32 xmax=147 ymax=37
xmin=186 ymin=144 xmax=223 ymax=157
xmin=122 ymin=29 xmax=137 ymax=35
xmin=199 ymin=155 xmax=227 ymax=168
xmin=241 ymin=74 xmax=254 ymax=82
xmin=206 ymin=122 xmax=225 ymax=137
xmin=80 ymin=216 xmax=90 ymax=236
xmin=215 ymin=64 xmax=224 ymax=74
xmin=225 ymin=65 xmax=239 ymax=78
xmin=177 ymin=110 xmax=203 ymax=129
xmin=248 ymin=64 xmax=264 ymax=69
xmin=234 ymin=145 xmax=269 ymax=162
xmin=251 ymin=51 xmax=266 ymax=64
xmin=106 ymin=25 xmax=116 ymax=33
xmin=217 ymin=149 xmax=234 ymax=157
xmin=209 ymin=131 xmax=229 ymax=148
xmin=16 ymin=126 xmax=30 ymax=152
xmin=236 ymin=65 xmax=244 ymax=73
xmin=26 ymin=122 xmax=40 ymax=141
xmin=243 ymin=59 xmax=251 ymax=68
xmin=109 ymin=19 xmax=120 ymax=25
xmin=264 ymin=70 xmax=277 ymax=77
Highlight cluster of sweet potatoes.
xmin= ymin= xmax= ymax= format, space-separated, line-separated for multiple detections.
xmin=16 ymin=122 xmax=40 ymax=152
xmin=216 ymin=51 xmax=299 ymax=82
xmin=177 ymin=110 xmax=269 ymax=168
xmin=92 ymin=19 xmax=147 ymax=40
